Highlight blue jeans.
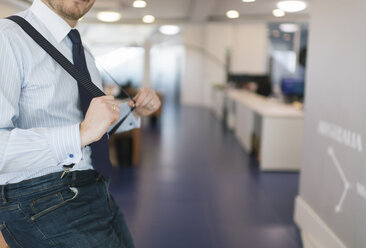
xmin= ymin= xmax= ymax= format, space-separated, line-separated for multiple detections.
xmin=0 ymin=170 xmax=135 ymax=248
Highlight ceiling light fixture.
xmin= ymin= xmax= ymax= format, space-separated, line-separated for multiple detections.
xmin=97 ymin=11 xmax=122 ymax=22
xmin=133 ymin=0 xmax=147 ymax=8
xmin=280 ymin=23 xmax=298 ymax=33
xmin=226 ymin=10 xmax=240 ymax=19
xmin=277 ymin=1 xmax=307 ymax=13
xmin=159 ymin=25 xmax=180 ymax=35
xmin=143 ymin=15 xmax=155 ymax=24
xmin=242 ymin=0 xmax=256 ymax=2
xmin=272 ymin=9 xmax=285 ymax=17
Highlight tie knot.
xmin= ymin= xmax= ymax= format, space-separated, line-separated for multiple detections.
xmin=68 ymin=29 xmax=82 ymax=45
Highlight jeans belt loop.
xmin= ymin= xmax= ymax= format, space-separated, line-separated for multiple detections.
xmin=1 ymin=185 xmax=8 ymax=204
xmin=71 ymin=171 xmax=77 ymax=187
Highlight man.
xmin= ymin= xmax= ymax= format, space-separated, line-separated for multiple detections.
xmin=0 ymin=0 xmax=160 ymax=247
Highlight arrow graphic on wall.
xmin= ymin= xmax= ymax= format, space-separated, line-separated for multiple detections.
xmin=327 ymin=147 xmax=351 ymax=213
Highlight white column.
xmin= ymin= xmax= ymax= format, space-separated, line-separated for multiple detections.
xmin=142 ymin=41 xmax=152 ymax=87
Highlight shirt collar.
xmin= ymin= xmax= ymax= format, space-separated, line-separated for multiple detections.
xmin=30 ymin=0 xmax=73 ymax=43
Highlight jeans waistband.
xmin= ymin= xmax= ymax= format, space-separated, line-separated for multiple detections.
xmin=0 ymin=170 xmax=102 ymax=202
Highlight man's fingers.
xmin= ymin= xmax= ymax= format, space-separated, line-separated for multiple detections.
xmin=102 ymin=95 xmax=115 ymax=100
xmin=128 ymin=100 xmax=135 ymax=107
xmin=139 ymin=91 xmax=154 ymax=109
xmin=131 ymin=87 xmax=161 ymax=116
xmin=146 ymin=91 xmax=160 ymax=110
xmin=151 ymin=97 xmax=160 ymax=109
xmin=134 ymin=88 xmax=150 ymax=107
xmin=90 ymin=97 xmax=120 ymax=121
xmin=103 ymin=99 xmax=119 ymax=106
xmin=135 ymin=88 xmax=159 ymax=109
xmin=94 ymin=97 xmax=120 ymax=110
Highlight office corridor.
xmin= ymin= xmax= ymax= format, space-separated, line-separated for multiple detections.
xmin=104 ymin=104 xmax=303 ymax=248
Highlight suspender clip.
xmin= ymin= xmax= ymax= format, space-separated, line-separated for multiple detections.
xmin=60 ymin=164 xmax=75 ymax=179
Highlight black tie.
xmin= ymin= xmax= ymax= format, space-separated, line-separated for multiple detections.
xmin=68 ymin=29 xmax=112 ymax=173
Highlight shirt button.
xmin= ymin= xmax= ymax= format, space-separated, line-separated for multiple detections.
xmin=69 ymin=154 xmax=74 ymax=158
xmin=129 ymin=122 xmax=133 ymax=126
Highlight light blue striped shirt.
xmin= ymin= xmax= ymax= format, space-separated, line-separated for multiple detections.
xmin=0 ymin=0 xmax=140 ymax=184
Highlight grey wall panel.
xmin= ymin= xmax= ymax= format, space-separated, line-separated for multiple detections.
xmin=299 ymin=0 xmax=366 ymax=247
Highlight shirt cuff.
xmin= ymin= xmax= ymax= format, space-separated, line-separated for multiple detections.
xmin=47 ymin=123 xmax=82 ymax=166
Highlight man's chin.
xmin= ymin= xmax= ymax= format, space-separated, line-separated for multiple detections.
xmin=69 ymin=1 xmax=94 ymax=17
xmin=65 ymin=5 xmax=92 ymax=20
xmin=73 ymin=0 xmax=90 ymax=3
xmin=65 ymin=12 xmax=85 ymax=21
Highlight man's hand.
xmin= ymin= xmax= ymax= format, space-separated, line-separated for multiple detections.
xmin=80 ymin=96 xmax=120 ymax=147
xmin=129 ymin=87 xmax=161 ymax=116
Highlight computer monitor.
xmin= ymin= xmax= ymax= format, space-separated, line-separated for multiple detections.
xmin=281 ymin=77 xmax=305 ymax=97
xmin=228 ymin=74 xmax=272 ymax=97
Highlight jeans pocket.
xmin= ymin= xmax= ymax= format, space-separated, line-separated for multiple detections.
xmin=30 ymin=186 xmax=79 ymax=221
xmin=0 ymin=223 xmax=24 ymax=248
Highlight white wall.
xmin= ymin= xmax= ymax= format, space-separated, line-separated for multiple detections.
xmin=231 ymin=24 xmax=268 ymax=74
xmin=180 ymin=25 xmax=206 ymax=106
xmin=203 ymin=24 xmax=233 ymax=108
xmin=181 ymin=22 xmax=268 ymax=107
xmin=150 ymin=44 xmax=184 ymax=102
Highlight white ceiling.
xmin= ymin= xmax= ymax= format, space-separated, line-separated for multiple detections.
xmin=79 ymin=23 xmax=157 ymax=52
xmin=0 ymin=0 xmax=310 ymax=23
xmin=0 ymin=0 xmax=310 ymax=49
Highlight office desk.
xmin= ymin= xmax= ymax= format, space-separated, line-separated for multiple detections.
xmin=226 ymin=89 xmax=304 ymax=171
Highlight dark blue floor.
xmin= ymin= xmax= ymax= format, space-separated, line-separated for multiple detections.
xmin=104 ymin=104 xmax=303 ymax=248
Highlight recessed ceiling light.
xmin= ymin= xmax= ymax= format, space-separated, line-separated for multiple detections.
xmin=280 ymin=23 xmax=298 ymax=33
xmin=226 ymin=10 xmax=240 ymax=19
xmin=277 ymin=1 xmax=307 ymax=13
xmin=272 ymin=9 xmax=285 ymax=17
xmin=97 ymin=11 xmax=121 ymax=22
xmin=159 ymin=25 xmax=180 ymax=35
xmin=242 ymin=0 xmax=256 ymax=2
xmin=143 ymin=15 xmax=155 ymax=24
xmin=133 ymin=0 xmax=147 ymax=8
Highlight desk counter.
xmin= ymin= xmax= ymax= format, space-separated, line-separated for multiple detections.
xmin=225 ymin=89 xmax=304 ymax=171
